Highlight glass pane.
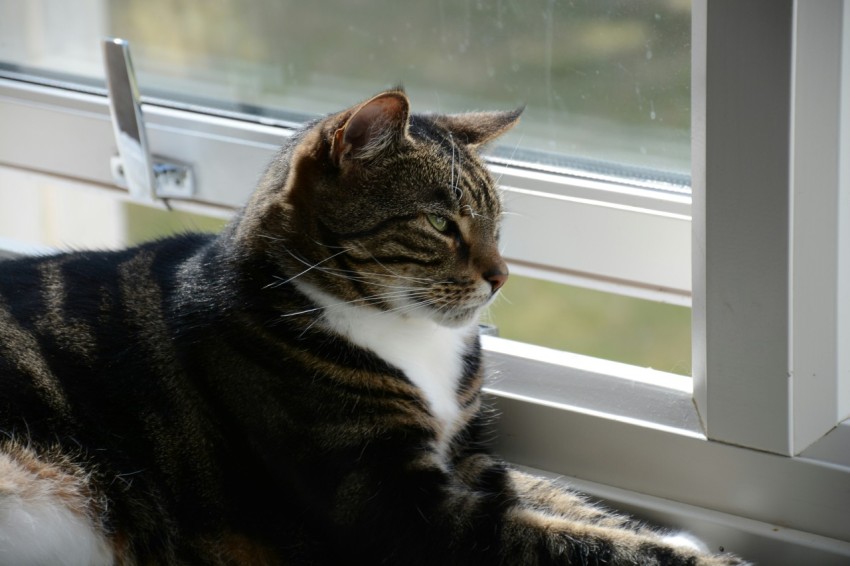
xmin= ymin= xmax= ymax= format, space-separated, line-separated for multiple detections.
xmin=0 ymin=0 xmax=691 ymax=179
xmin=124 ymin=202 xmax=226 ymax=246
xmin=0 ymin=1 xmax=693 ymax=375
xmin=484 ymin=274 xmax=691 ymax=375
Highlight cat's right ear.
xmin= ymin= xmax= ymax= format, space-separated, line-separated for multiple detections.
xmin=432 ymin=107 xmax=524 ymax=149
xmin=331 ymin=91 xmax=410 ymax=167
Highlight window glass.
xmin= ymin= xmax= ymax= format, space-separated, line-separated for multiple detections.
xmin=0 ymin=1 xmax=693 ymax=375
xmin=484 ymin=275 xmax=691 ymax=375
xmin=124 ymin=202 xmax=226 ymax=246
xmin=0 ymin=0 xmax=691 ymax=178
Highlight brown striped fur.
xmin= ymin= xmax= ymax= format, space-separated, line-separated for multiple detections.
xmin=0 ymin=90 xmax=745 ymax=565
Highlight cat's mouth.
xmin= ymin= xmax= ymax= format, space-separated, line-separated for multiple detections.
xmin=413 ymin=293 xmax=494 ymax=328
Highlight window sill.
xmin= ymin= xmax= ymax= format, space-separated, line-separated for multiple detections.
xmin=523 ymin=464 xmax=850 ymax=565
xmin=482 ymin=336 xmax=850 ymax=558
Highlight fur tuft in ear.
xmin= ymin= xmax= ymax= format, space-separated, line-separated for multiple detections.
xmin=331 ymin=90 xmax=410 ymax=166
xmin=433 ymin=107 xmax=523 ymax=148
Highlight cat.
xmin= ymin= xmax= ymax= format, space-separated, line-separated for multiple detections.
xmin=0 ymin=89 xmax=745 ymax=565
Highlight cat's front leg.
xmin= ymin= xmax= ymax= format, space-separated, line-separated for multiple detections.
xmin=498 ymin=505 xmax=745 ymax=566
xmin=451 ymin=453 xmax=747 ymax=565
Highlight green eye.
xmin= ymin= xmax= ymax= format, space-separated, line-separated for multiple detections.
xmin=427 ymin=213 xmax=449 ymax=233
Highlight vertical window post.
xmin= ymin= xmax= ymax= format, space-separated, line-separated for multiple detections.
xmin=692 ymin=0 xmax=794 ymax=455
xmin=790 ymin=0 xmax=850 ymax=453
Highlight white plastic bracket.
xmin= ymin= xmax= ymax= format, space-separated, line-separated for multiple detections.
xmin=102 ymin=38 xmax=194 ymax=204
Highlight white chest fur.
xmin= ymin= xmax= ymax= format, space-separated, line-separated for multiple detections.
xmin=297 ymin=284 xmax=472 ymax=448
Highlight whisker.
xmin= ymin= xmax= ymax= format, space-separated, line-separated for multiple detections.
xmin=256 ymin=233 xmax=286 ymax=242
xmin=493 ymin=132 xmax=524 ymax=187
xmin=315 ymin=267 xmax=440 ymax=287
xmin=264 ymin=247 xmax=352 ymax=289
xmin=349 ymin=247 xmax=450 ymax=286
xmin=308 ymin=237 xmax=349 ymax=252
xmin=278 ymin=289 xmax=434 ymax=320
xmin=500 ymin=210 xmax=523 ymax=218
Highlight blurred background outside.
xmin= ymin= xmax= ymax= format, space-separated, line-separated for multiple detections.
xmin=0 ymin=0 xmax=692 ymax=374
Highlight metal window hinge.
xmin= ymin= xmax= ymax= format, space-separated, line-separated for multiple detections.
xmin=102 ymin=38 xmax=194 ymax=205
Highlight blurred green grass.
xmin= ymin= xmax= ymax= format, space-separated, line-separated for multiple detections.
xmin=484 ymin=274 xmax=691 ymax=375
xmin=124 ymin=203 xmax=226 ymax=245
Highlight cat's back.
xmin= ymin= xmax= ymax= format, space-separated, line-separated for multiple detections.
xmin=0 ymin=233 xmax=218 ymax=430
xmin=0 ymin=232 xmax=235 ymax=563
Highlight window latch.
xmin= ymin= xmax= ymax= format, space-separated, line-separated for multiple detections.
xmin=102 ymin=38 xmax=194 ymax=204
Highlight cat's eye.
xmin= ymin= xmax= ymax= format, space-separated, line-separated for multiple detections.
xmin=427 ymin=213 xmax=449 ymax=233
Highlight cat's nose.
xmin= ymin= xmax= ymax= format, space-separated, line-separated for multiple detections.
xmin=484 ymin=264 xmax=509 ymax=294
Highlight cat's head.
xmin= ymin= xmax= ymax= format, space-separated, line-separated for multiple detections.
xmin=241 ymin=89 xmax=521 ymax=328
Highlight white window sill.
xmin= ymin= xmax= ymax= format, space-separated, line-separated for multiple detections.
xmin=482 ymin=336 xmax=850 ymax=563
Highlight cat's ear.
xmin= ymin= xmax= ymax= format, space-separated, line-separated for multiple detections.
xmin=331 ymin=90 xmax=410 ymax=166
xmin=434 ymin=107 xmax=523 ymax=148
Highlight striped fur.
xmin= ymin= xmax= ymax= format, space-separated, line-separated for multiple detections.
xmin=0 ymin=90 xmax=745 ymax=565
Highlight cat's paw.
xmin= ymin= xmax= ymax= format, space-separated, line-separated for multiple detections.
xmin=661 ymin=533 xmax=750 ymax=566
xmin=662 ymin=532 xmax=710 ymax=554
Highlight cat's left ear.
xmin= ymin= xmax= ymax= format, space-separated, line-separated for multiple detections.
xmin=331 ymin=90 xmax=410 ymax=166
xmin=433 ymin=107 xmax=524 ymax=149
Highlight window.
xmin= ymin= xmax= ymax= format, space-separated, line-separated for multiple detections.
xmin=1 ymin=1 xmax=849 ymax=563
xmin=484 ymin=275 xmax=692 ymax=374
xmin=2 ymin=0 xmax=691 ymax=173
xmin=0 ymin=0 xmax=693 ymax=370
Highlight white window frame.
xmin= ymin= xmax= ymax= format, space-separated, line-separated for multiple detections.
xmin=692 ymin=0 xmax=850 ymax=461
xmin=0 ymin=77 xmax=692 ymax=305
xmin=1 ymin=1 xmax=849 ymax=562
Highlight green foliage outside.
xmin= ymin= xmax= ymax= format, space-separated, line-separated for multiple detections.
xmin=109 ymin=0 xmax=691 ymax=171
xmin=124 ymin=203 xmax=226 ymax=246
xmin=484 ymin=275 xmax=691 ymax=375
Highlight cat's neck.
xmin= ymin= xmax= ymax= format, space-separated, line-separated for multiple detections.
xmin=295 ymin=282 xmax=476 ymax=458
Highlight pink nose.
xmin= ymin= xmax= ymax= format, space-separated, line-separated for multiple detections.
xmin=484 ymin=267 xmax=509 ymax=294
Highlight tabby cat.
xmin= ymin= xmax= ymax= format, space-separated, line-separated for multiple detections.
xmin=0 ymin=90 xmax=745 ymax=565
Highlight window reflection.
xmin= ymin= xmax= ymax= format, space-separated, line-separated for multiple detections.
xmin=1 ymin=0 xmax=691 ymax=175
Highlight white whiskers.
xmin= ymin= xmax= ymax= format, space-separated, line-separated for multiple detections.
xmin=256 ymin=231 xmax=481 ymax=329
xmin=263 ymin=247 xmax=351 ymax=289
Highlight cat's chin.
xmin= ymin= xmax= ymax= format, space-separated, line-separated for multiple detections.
xmin=426 ymin=307 xmax=482 ymax=329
